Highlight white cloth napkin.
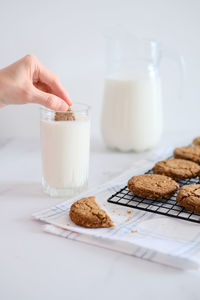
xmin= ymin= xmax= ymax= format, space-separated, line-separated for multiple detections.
xmin=33 ymin=146 xmax=200 ymax=270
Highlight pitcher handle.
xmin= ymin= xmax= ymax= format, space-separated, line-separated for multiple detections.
xmin=162 ymin=46 xmax=186 ymax=100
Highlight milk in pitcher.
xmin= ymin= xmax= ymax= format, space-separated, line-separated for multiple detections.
xmin=101 ymin=76 xmax=162 ymax=152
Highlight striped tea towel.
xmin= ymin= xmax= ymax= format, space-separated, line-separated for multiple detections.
xmin=33 ymin=146 xmax=200 ymax=270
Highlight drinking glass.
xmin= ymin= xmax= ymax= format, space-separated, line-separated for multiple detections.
xmin=40 ymin=103 xmax=90 ymax=197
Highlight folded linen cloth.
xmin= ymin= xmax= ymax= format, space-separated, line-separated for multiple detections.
xmin=33 ymin=146 xmax=200 ymax=270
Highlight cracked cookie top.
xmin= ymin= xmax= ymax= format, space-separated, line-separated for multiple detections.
xmin=174 ymin=145 xmax=200 ymax=164
xmin=153 ymin=158 xmax=200 ymax=180
xmin=128 ymin=174 xmax=179 ymax=199
xmin=176 ymin=184 xmax=200 ymax=213
xmin=69 ymin=196 xmax=114 ymax=228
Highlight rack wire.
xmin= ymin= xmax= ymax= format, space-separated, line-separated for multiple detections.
xmin=108 ymin=161 xmax=200 ymax=224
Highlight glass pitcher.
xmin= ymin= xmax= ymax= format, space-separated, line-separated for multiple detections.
xmin=101 ymin=27 xmax=185 ymax=152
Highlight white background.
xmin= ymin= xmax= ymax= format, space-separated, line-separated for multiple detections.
xmin=1 ymin=2 xmax=200 ymax=299
xmin=0 ymin=0 xmax=200 ymax=139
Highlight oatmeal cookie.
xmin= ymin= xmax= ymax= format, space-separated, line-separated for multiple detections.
xmin=153 ymin=158 xmax=200 ymax=180
xmin=128 ymin=174 xmax=179 ymax=199
xmin=69 ymin=196 xmax=114 ymax=228
xmin=174 ymin=145 xmax=200 ymax=164
xmin=193 ymin=136 xmax=200 ymax=146
xmin=176 ymin=184 xmax=200 ymax=213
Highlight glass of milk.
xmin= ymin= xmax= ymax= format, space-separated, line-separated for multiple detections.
xmin=40 ymin=103 xmax=90 ymax=197
xmin=101 ymin=26 xmax=185 ymax=152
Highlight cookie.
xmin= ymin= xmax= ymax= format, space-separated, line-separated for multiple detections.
xmin=128 ymin=174 xmax=179 ymax=199
xmin=176 ymin=184 xmax=200 ymax=213
xmin=69 ymin=196 xmax=114 ymax=228
xmin=153 ymin=158 xmax=200 ymax=180
xmin=174 ymin=145 xmax=200 ymax=164
xmin=55 ymin=107 xmax=75 ymax=121
xmin=193 ymin=136 xmax=200 ymax=146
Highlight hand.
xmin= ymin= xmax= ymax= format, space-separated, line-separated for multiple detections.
xmin=0 ymin=54 xmax=72 ymax=111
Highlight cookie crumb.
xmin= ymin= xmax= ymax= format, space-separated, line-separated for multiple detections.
xmin=131 ymin=230 xmax=138 ymax=234
xmin=127 ymin=210 xmax=132 ymax=214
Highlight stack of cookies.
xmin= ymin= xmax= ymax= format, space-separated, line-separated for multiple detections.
xmin=128 ymin=136 xmax=200 ymax=213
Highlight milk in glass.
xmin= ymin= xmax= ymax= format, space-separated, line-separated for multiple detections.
xmin=40 ymin=104 xmax=90 ymax=197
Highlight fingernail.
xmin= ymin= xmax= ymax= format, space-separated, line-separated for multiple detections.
xmin=58 ymin=101 xmax=68 ymax=111
xmin=67 ymin=97 xmax=72 ymax=106
xmin=66 ymin=92 xmax=72 ymax=106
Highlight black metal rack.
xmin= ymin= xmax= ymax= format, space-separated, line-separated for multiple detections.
xmin=108 ymin=167 xmax=200 ymax=224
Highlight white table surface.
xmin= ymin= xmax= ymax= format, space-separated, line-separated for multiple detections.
xmin=1 ymin=132 xmax=200 ymax=300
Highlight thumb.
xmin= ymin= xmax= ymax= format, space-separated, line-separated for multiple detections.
xmin=30 ymin=86 xmax=69 ymax=111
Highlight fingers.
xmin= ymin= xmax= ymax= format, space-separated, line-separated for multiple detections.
xmin=30 ymin=86 xmax=69 ymax=111
xmin=34 ymin=60 xmax=72 ymax=106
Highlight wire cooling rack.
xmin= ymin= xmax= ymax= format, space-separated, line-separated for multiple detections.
xmin=108 ymin=164 xmax=200 ymax=224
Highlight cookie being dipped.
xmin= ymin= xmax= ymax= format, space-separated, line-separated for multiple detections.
xmin=55 ymin=107 xmax=75 ymax=121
